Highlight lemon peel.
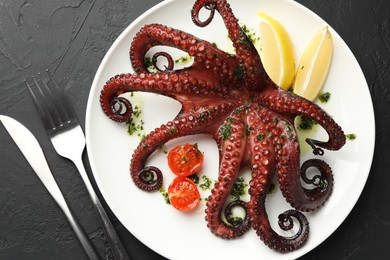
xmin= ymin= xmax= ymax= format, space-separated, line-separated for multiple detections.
xmin=293 ymin=27 xmax=333 ymax=101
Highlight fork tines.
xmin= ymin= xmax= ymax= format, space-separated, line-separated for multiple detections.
xmin=26 ymin=69 xmax=77 ymax=136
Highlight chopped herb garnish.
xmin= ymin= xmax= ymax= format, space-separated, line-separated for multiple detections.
xmin=144 ymin=57 xmax=153 ymax=68
xmin=229 ymin=215 xmax=244 ymax=224
xmin=256 ymin=134 xmax=265 ymax=141
xmin=175 ymin=55 xmax=191 ymax=64
xmin=245 ymin=126 xmax=253 ymax=136
xmin=346 ymin=133 xmax=357 ymax=140
xmin=159 ymin=187 xmax=170 ymax=204
xmin=318 ymin=92 xmax=331 ymax=103
xmin=169 ymin=127 xmax=177 ymax=133
xmin=219 ymin=123 xmax=233 ymax=140
xmin=188 ymin=173 xmax=200 ymax=184
xmin=268 ymin=183 xmax=276 ymax=194
xmin=138 ymin=132 xmax=146 ymax=140
xmin=241 ymin=24 xmax=259 ymax=44
xmin=233 ymin=63 xmax=245 ymax=80
xmin=227 ymin=117 xmax=235 ymax=124
xmin=126 ymin=105 xmax=145 ymax=138
xmin=230 ymin=177 xmax=248 ymax=200
xmin=127 ymin=122 xmax=142 ymax=135
xmin=133 ymin=105 xmax=142 ymax=118
xmin=199 ymin=175 xmax=213 ymax=190
xmin=298 ymin=116 xmax=317 ymax=130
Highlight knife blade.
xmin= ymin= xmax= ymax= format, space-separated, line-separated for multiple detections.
xmin=0 ymin=115 xmax=62 ymax=194
xmin=0 ymin=115 xmax=100 ymax=260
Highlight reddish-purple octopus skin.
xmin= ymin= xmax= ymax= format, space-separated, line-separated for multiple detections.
xmin=99 ymin=0 xmax=346 ymax=253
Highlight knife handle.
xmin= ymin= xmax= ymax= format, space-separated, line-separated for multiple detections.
xmin=0 ymin=115 xmax=100 ymax=259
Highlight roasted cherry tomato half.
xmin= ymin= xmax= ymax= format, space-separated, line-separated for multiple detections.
xmin=168 ymin=177 xmax=200 ymax=211
xmin=167 ymin=143 xmax=204 ymax=176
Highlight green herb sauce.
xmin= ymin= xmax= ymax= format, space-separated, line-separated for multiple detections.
xmin=175 ymin=55 xmax=191 ymax=64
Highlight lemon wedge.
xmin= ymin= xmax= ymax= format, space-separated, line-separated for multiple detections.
xmin=293 ymin=27 xmax=333 ymax=101
xmin=256 ymin=12 xmax=295 ymax=90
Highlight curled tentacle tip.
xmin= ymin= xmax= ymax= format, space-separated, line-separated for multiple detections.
xmin=152 ymin=51 xmax=175 ymax=72
xmin=306 ymin=139 xmax=325 ymax=156
xmin=224 ymin=199 xmax=251 ymax=228
xmin=137 ymin=166 xmax=163 ymax=191
xmin=312 ymin=175 xmax=328 ymax=192
xmin=191 ymin=1 xmax=216 ymax=27
xmin=301 ymin=159 xmax=332 ymax=190
xmin=110 ymin=96 xmax=133 ymax=122
xmin=313 ymin=147 xmax=324 ymax=156
xmin=277 ymin=209 xmax=309 ymax=233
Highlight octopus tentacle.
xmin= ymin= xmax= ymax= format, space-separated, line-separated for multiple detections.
xmin=192 ymin=0 xmax=267 ymax=89
xmin=100 ymin=71 xmax=235 ymax=122
xmin=247 ymin=107 xmax=309 ymax=252
xmin=129 ymin=24 xmax=238 ymax=88
xmin=131 ymin=102 xmax=238 ymax=191
xmin=249 ymin=171 xmax=310 ymax=252
xmin=205 ymin=107 xmax=251 ymax=239
xmin=258 ymin=88 xmax=346 ymax=152
xmin=263 ymin=110 xmax=334 ymax=211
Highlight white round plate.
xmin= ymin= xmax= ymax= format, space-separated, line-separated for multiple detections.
xmin=86 ymin=0 xmax=375 ymax=259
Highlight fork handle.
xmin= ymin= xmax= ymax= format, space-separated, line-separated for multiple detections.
xmin=58 ymin=199 xmax=101 ymax=260
xmin=37 ymin=167 xmax=100 ymax=260
xmin=73 ymin=158 xmax=131 ymax=260
xmin=92 ymin=193 xmax=131 ymax=260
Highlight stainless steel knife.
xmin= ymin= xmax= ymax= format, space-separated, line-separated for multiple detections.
xmin=0 ymin=115 xmax=100 ymax=260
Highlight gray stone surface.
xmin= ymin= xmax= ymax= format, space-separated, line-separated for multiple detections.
xmin=0 ymin=0 xmax=389 ymax=259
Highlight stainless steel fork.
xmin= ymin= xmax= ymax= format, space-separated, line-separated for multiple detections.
xmin=26 ymin=70 xmax=130 ymax=260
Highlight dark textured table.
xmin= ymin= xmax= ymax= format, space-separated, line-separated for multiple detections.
xmin=0 ymin=0 xmax=389 ymax=259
